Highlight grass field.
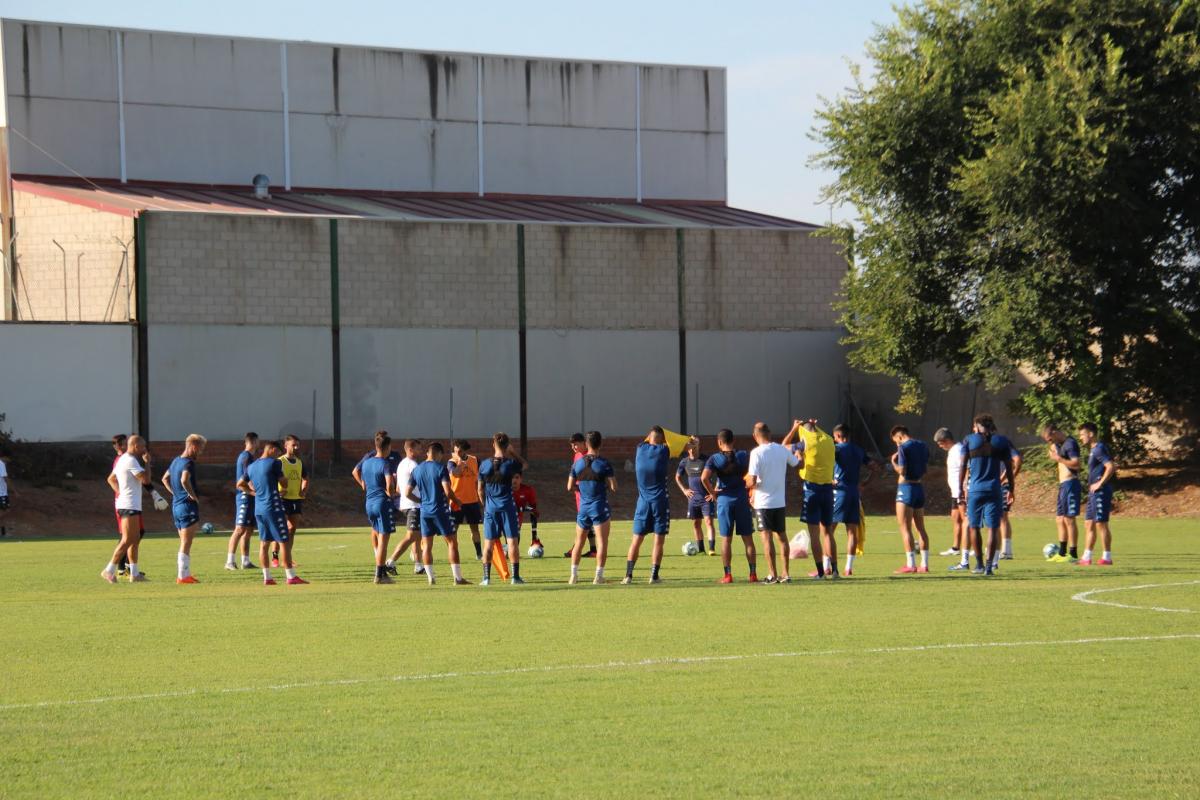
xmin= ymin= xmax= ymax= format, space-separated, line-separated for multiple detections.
xmin=2 ymin=515 xmax=1198 ymax=799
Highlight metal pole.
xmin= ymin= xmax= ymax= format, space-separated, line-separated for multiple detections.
xmin=76 ymin=252 xmax=84 ymax=320
xmin=787 ymin=380 xmax=793 ymax=423
xmin=695 ymin=382 xmax=699 ymax=435
xmin=449 ymin=386 xmax=454 ymax=442
xmin=310 ymin=389 xmax=317 ymax=466
xmin=580 ymin=385 xmax=585 ymax=434
xmin=53 ymin=240 xmax=66 ymax=319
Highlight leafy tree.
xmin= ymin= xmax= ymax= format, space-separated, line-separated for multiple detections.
xmin=815 ymin=0 xmax=1200 ymax=456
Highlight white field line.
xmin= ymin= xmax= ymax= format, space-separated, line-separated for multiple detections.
xmin=1071 ymin=580 xmax=1200 ymax=614
xmin=3 ymin=632 xmax=1198 ymax=713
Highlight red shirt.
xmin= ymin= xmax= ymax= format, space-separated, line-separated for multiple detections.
xmin=515 ymin=484 xmax=538 ymax=523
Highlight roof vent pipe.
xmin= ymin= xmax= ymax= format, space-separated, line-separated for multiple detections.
xmin=252 ymin=174 xmax=271 ymax=200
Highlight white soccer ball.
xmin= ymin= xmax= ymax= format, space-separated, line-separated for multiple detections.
xmin=682 ymin=540 xmax=699 ymax=556
xmin=527 ymin=544 xmax=544 ymax=559
xmin=201 ymin=522 xmax=215 ymax=534
xmin=790 ymin=531 xmax=811 ymax=560
xmin=1043 ymin=543 xmax=1059 ymax=559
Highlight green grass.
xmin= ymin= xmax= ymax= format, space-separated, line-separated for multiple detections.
xmin=1 ymin=516 xmax=1198 ymax=799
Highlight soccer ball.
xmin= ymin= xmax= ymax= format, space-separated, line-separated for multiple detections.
xmin=682 ymin=540 xmax=700 ymax=556
xmin=201 ymin=522 xmax=215 ymax=535
xmin=527 ymin=544 xmax=544 ymax=558
xmin=1042 ymin=543 xmax=1059 ymax=559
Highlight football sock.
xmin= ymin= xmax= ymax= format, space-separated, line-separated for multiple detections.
xmin=262 ymin=568 xmax=272 ymax=581
xmin=177 ymin=552 xmax=190 ymax=579
xmin=650 ymin=563 xmax=660 ymax=580
xmin=1069 ymin=546 xmax=1078 ymax=558
xmin=1102 ymin=550 xmax=1111 ymax=561
xmin=920 ymin=550 xmax=929 ymax=569
xmin=225 ymin=553 xmax=235 ymax=567
xmin=709 ymin=538 xmax=716 ymax=550
xmin=285 ymin=568 xmax=297 ymax=579
xmin=905 ymin=551 xmax=916 ymax=569
xmin=451 ymin=563 xmax=463 ymax=581
xmin=1003 ymin=539 xmax=1013 ymax=557
xmin=822 ymin=556 xmax=832 ymax=574
xmin=1058 ymin=541 xmax=1067 ymax=556
xmin=241 ymin=555 xmax=252 ymax=567
xmin=747 ymin=560 xmax=756 ymax=576
xmin=845 ymin=554 xmax=856 ymax=573
xmin=815 ymin=561 xmax=825 ymax=577
xmin=1082 ymin=549 xmax=1093 ymax=561
xmin=374 ymin=565 xmax=384 ymax=579
xmin=595 ymin=567 xmax=604 ymax=579
xmin=483 ymin=562 xmax=491 ymax=580
xmin=513 ymin=563 xmax=520 ymax=579
xmin=385 ymin=559 xmax=395 ymax=568
xmin=103 ymin=562 xmax=117 ymax=575
xmin=697 ymin=539 xmax=705 ymax=553
xmin=129 ymin=563 xmax=140 ymax=577
xmin=425 ymin=564 xmax=436 ymax=584
xmin=723 ymin=565 xmax=731 ymax=576
xmin=571 ymin=565 xmax=580 ymax=580
xmin=625 ymin=560 xmax=635 ymax=578
xmin=960 ymin=550 xmax=970 ymax=567
xmin=473 ymin=541 xmax=482 ymax=559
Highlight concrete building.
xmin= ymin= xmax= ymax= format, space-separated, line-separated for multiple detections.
xmin=0 ymin=18 xmax=860 ymax=460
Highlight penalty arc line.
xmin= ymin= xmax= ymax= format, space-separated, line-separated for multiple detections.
xmin=1071 ymin=579 xmax=1200 ymax=614
xmin=2 ymin=632 xmax=1199 ymax=713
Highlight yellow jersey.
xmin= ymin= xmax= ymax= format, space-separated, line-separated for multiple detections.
xmin=449 ymin=454 xmax=480 ymax=507
xmin=798 ymin=426 xmax=835 ymax=485
xmin=278 ymin=456 xmax=308 ymax=500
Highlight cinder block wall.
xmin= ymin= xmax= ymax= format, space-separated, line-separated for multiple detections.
xmin=12 ymin=192 xmax=135 ymax=321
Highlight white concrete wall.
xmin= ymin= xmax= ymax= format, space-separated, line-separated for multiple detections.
xmin=684 ymin=330 xmax=847 ymax=435
xmin=147 ymin=324 xmax=334 ymax=441
xmin=0 ymin=323 xmax=135 ymax=440
xmin=2 ymin=19 xmax=726 ymax=200
xmin=340 ymin=327 xmax=519 ymax=439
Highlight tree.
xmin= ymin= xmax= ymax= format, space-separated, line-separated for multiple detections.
xmin=815 ymin=0 xmax=1200 ymax=456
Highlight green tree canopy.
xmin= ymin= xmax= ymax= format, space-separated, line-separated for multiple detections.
xmin=815 ymin=0 xmax=1200 ymax=455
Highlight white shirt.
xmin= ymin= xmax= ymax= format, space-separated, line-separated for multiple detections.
xmin=396 ymin=457 xmax=421 ymax=510
xmin=113 ymin=453 xmax=145 ymax=511
xmin=945 ymin=443 xmax=964 ymax=498
xmin=747 ymin=442 xmax=800 ymax=510
xmin=0 ymin=459 xmax=8 ymax=496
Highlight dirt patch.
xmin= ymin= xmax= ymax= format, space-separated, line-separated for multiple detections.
xmin=2 ymin=458 xmax=1196 ymax=538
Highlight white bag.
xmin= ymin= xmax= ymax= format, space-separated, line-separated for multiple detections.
xmin=789 ymin=530 xmax=810 ymax=559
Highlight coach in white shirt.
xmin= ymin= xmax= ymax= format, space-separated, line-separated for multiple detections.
xmin=102 ymin=435 xmax=153 ymax=583
xmin=935 ymin=427 xmax=968 ymax=564
xmin=747 ymin=422 xmax=801 ymax=583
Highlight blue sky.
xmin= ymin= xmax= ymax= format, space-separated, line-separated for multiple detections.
xmin=0 ymin=0 xmax=898 ymax=224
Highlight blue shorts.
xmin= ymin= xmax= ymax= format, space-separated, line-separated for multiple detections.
xmin=716 ymin=496 xmax=753 ymax=538
xmin=483 ymin=504 xmax=519 ymax=541
xmin=1057 ymin=480 xmax=1081 ymax=518
xmin=1086 ymin=487 xmax=1113 ymax=523
xmin=633 ymin=496 xmax=670 ymax=535
xmin=420 ymin=508 xmax=455 ymax=537
xmin=256 ymin=504 xmax=289 ymax=543
xmin=832 ymin=488 xmax=861 ymax=525
xmin=235 ymin=494 xmax=255 ymax=528
xmin=895 ymin=483 xmax=925 ymax=509
xmin=686 ymin=497 xmax=714 ymax=519
xmin=282 ymin=499 xmax=304 ymax=517
xmin=801 ymin=482 xmax=834 ymax=526
xmin=172 ymin=500 xmax=200 ymax=530
xmin=366 ymin=499 xmax=396 ymax=535
xmin=967 ymin=489 xmax=1003 ymax=530
xmin=577 ymin=503 xmax=611 ymax=529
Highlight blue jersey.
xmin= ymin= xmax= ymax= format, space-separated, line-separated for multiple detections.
xmin=571 ymin=454 xmax=614 ymax=507
xmin=833 ymin=442 xmax=870 ymax=488
xmin=360 ymin=456 xmax=392 ymax=504
xmin=479 ymin=456 xmax=522 ymax=507
xmin=246 ymin=457 xmax=284 ymax=512
xmin=961 ymin=433 xmax=1014 ymax=492
xmin=357 ymin=449 xmax=401 ymax=476
xmin=1088 ymin=442 xmax=1113 ymax=484
xmin=635 ymin=442 xmax=670 ymax=502
xmin=676 ymin=454 xmax=707 ymax=493
xmin=704 ymin=450 xmax=749 ymax=500
xmin=1059 ymin=437 xmax=1081 ymax=477
xmin=896 ymin=439 xmax=929 ymax=481
xmin=409 ymin=460 xmax=451 ymax=515
xmin=235 ymin=450 xmax=253 ymax=500
xmin=167 ymin=456 xmax=195 ymax=506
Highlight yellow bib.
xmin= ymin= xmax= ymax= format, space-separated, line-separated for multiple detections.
xmin=279 ymin=456 xmax=305 ymax=500
xmin=798 ymin=427 xmax=835 ymax=484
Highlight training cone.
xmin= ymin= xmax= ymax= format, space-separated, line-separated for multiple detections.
xmin=663 ymin=428 xmax=692 ymax=458
xmin=856 ymin=501 xmax=867 ymax=556
xmin=492 ymin=544 xmax=511 ymax=581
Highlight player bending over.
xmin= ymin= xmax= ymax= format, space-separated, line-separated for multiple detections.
xmin=889 ymin=426 xmax=931 ymax=574
xmin=478 ymin=432 xmax=528 ymax=585
xmin=701 ymin=429 xmax=757 ymax=584
xmin=240 ymin=440 xmax=306 ymax=585
xmin=360 ymin=433 xmax=398 ymax=584
xmin=513 ymin=474 xmax=541 ymax=547
xmin=1042 ymin=424 xmax=1083 ymax=563
xmin=567 ymin=431 xmax=616 ymax=585
xmin=624 ymin=426 xmax=672 ymax=584
xmin=226 ymin=432 xmax=259 ymax=570
xmin=162 ymin=433 xmax=207 ymax=584
xmin=273 ymin=434 xmax=310 ymax=569
xmin=831 ymin=424 xmax=875 ymax=576
xmin=1077 ymin=422 xmax=1116 ymax=566
xmin=676 ymin=437 xmax=716 ymax=555
xmin=565 ymin=433 xmax=599 ymax=559
xmin=407 ymin=442 xmax=466 ymax=586
xmin=747 ymin=422 xmax=800 ymax=583
xmin=102 ymin=435 xmax=153 ymax=583
xmin=386 ymin=439 xmax=426 ymax=576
